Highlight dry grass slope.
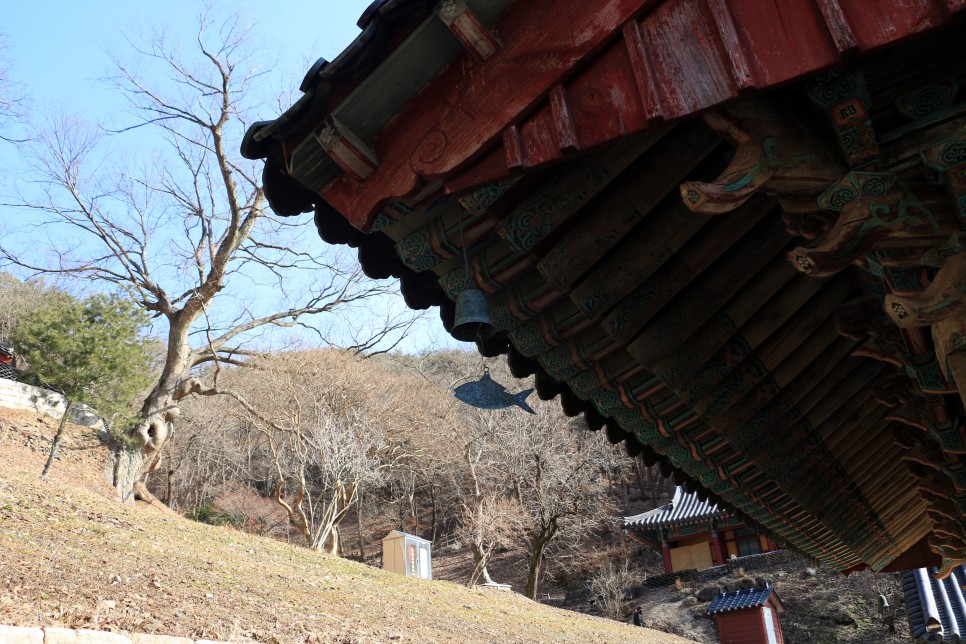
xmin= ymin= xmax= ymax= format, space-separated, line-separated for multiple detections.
xmin=0 ymin=407 xmax=694 ymax=643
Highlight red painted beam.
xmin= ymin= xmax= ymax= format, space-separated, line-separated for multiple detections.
xmin=315 ymin=0 xmax=960 ymax=230
xmin=320 ymin=0 xmax=660 ymax=230
xmin=443 ymin=0 xmax=959 ymax=199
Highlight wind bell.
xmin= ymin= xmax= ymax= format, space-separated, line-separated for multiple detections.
xmin=451 ymin=203 xmax=494 ymax=343
xmin=450 ymin=207 xmax=533 ymax=412
xmin=451 ymin=284 xmax=493 ymax=342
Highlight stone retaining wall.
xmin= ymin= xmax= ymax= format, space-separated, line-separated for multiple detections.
xmin=0 ymin=378 xmax=105 ymax=430
xmin=0 ymin=624 xmax=230 ymax=643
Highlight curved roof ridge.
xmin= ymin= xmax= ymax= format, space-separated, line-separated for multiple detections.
xmin=624 ymin=486 xmax=728 ymax=530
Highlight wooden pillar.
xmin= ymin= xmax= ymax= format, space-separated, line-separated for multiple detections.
xmin=660 ymin=529 xmax=673 ymax=573
xmin=712 ymin=528 xmax=728 ymax=565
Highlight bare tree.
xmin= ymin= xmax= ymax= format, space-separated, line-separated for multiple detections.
xmin=406 ymin=351 xmax=623 ymax=589
xmin=156 ymin=387 xmax=258 ymax=514
xmin=589 ymin=560 xmax=642 ymax=620
xmin=265 ymin=412 xmax=383 ymax=554
xmin=0 ymin=12 xmax=413 ymax=503
xmin=487 ymin=400 xmax=618 ymax=598
xmin=451 ymin=413 xmax=524 ymax=586
xmin=192 ymin=349 xmax=439 ymax=555
xmin=0 ymin=31 xmax=26 ymax=144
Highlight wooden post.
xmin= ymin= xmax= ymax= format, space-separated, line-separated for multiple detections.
xmin=660 ymin=529 xmax=673 ymax=573
xmin=712 ymin=528 xmax=728 ymax=566
xmin=357 ymin=486 xmax=366 ymax=563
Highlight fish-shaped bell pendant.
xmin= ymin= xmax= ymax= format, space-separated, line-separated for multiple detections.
xmin=454 ymin=369 xmax=536 ymax=414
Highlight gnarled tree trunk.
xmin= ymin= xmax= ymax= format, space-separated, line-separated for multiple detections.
xmin=524 ymin=519 xmax=558 ymax=599
xmin=113 ymin=317 xmax=199 ymax=503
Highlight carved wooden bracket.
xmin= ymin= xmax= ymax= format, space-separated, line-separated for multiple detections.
xmin=895 ymin=423 xmax=966 ymax=577
xmin=881 ymin=232 xmax=966 ymax=402
xmin=925 ymin=497 xmax=966 ymax=546
xmin=885 ymin=244 xmax=966 ymax=328
xmin=314 ymin=117 xmax=379 ymax=182
xmin=921 ymin=130 xmax=966 ymax=225
xmin=936 ymin=312 xmax=966 ymax=386
xmin=680 ymin=104 xmax=842 ymax=221
xmin=437 ymin=0 xmax=502 ymax=63
xmin=835 ymin=296 xmax=908 ymax=367
xmin=874 ymin=375 xmax=916 ymax=408
xmin=789 ymin=174 xmax=955 ymax=278
xmin=887 ymin=391 xmax=965 ymax=455
xmin=928 ymin=535 xmax=966 ymax=580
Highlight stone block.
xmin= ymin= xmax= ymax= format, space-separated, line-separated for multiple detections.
xmin=0 ymin=624 xmax=44 ymax=643
xmin=73 ymin=630 xmax=131 ymax=643
xmin=131 ymin=635 xmax=193 ymax=644
xmin=44 ymin=627 xmax=80 ymax=643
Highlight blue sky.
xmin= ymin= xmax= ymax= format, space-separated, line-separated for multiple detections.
xmin=1 ymin=0 xmax=462 ymax=354
xmin=3 ymin=1 xmax=368 ymax=107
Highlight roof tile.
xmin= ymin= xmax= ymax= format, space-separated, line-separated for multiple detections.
xmin=624 ymin=486 xmax=727 ymax=530
xmin=901 ymin=565 xmax=966 ymax=642
xmin=707 ymin=587 xmax=777 ymax=614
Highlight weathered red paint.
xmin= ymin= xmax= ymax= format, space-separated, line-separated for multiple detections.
xmin=712 ymin=530 xmax=729 ymax=565
xmin=622 ymin=20 xmax=666 ymax=121
xmin=661 ymin=539 xmax=673 ymax=573
xmin=837 ymin=0 xmax=946 ymax=50
xmin=813 ymin=0 xmax=859 ymax=54
xmin=322 ymin=0 xmax=660 ymax=230
xmin=442 ymin=144 xmax=509 ymax=195
xmin=717 ymin=604 xmax=785 ymax=644
xmin=316 ymin=0 xmax=962 ymax=230
xmin=438 ymin=0 xmax=502 ymax=62
xmin=707 ymin=0 xmax=756 ymax=91
xmin=729 ymin=0 xmax=841 ymax=83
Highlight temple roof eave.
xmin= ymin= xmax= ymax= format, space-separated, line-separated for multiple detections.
xmin=246 ymin=0 xmax=966 ymax=575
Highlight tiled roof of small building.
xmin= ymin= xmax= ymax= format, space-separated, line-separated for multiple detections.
xmin=708 ymin=586 xmax=782 ymax=615
xmin=901 ymin=566 xmax=966 ymax=642
xmin=624 ymin=486 xmax=728 ymax=530
xmin=0 ymin=363 xmax=19 ymax=381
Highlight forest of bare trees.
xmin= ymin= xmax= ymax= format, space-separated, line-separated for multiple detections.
xmin=140 ymin=347 xmax=675 ymax=598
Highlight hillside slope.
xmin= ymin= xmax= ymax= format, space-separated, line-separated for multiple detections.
xmin=0 ymin=407 xmax=693 ymax=643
